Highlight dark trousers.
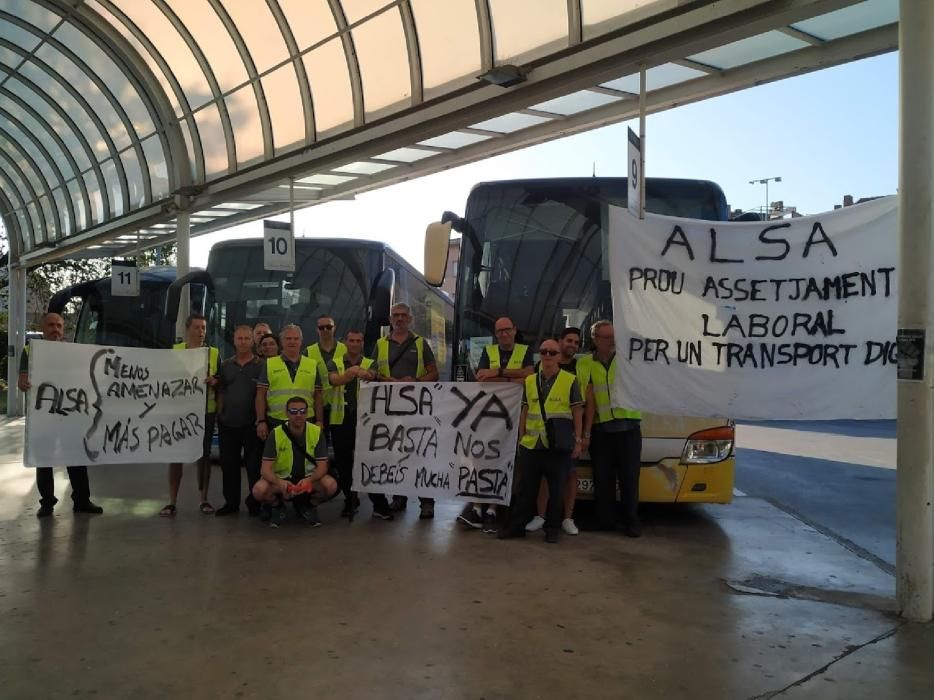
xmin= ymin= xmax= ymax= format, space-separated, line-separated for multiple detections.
xmin=331 ymin=422 xmax=388 ymax=508
xmin=37 ymin=466 xmax=90 ymax=507
xmin=590 ymin=427 xmax=642 ymax=528
xmin=508 ymin=447 xmax=572 ymax=535
xmin=218 ymin=424 xmax=262 ymax=509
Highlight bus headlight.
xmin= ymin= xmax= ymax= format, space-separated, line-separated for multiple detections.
xmin=681 ymin=426 xmax=734 ymax=464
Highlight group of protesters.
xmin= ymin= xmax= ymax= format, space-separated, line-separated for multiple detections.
xmin=20 ymin=302 xmax=642 ymax=543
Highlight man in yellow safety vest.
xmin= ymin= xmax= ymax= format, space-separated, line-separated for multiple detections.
xmin=306 ymin=315 xmax=346 ymax=424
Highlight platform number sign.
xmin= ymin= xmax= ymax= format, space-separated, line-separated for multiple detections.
xmin=627 ymin=127 xmax=642 ymax=219
xmin=111 ymin=259 xmax=139 ymax=297
xmin=264 ymin=220 xmax=294 ymax=272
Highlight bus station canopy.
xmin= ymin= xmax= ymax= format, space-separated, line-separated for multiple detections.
xmin=0 ymin=0 xmax=897 ymax=267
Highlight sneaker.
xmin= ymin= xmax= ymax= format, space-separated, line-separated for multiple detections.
xmin=372 ymin=502 xmax=395 ymax=521
xmin=389 ymin=495 xmax=408 ymax=512
xmin=296 ymin=502 xmax=321 ymax=527
xmin=419 ymin=501 xmax=435 ymax=520
xmin=544 ymin=529 xmax=560 ymax=544
xmin=269 ymin=504 xmax=285 ymax=528
xmin=482 ymin=511 xmax=498 ymax=534
xmin=457 ymin=507 xmax=483 ymax=529
xmin=36 ymin=504 xmax=54 ymax=518
xmin=73 ymin=501 xmax=103 ymax=515
xmin=525 ymin=515 xmax=545 ymax=532
xmin=562 ymin=518 xmax=579 ymax=536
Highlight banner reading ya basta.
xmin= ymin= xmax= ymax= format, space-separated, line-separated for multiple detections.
xmin=609 ymin=197 xmax=898 ymax=420
xmin=25 ymin=341 xmax=209 ymax=466
xmin=353 ymin=382 xmax=522 ymax=505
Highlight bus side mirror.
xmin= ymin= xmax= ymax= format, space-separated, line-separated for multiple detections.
xmin=424 ymin=221 xmax=452 ymax=287
xmin=369 ymin=268 xmax=395 ymax=326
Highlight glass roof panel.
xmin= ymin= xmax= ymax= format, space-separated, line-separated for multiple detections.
xmin=179 ymin=117 xmax=198 ymax=181
xmin=418 ymin=131 xmax=491 ymax=149
xmin=38 ymin=194 xmax=58 ymax=240
xmin=9 ymin=65 xmax=107 ymax=162
xmin=166 ymin=0 xmax=250 ymax=95
xmin=52 ymin=186 xmax=70 ymax=237
xmin=66 ymin=178 xmax=87 ymax=231
xmin=352 ymin=7 xmax=411 ymax=118
xmin=141 ymin=134 xmax=169 ymax=201
xmin=212 ymin=202 xmax=266 ymax=210
xmin=222 ymin=0 xmax=290 ymax=76
xmin=687 ymin=31 xmax=809 ymax=71
xmin=333 ymin=161 xmax=396 ymax=175
xmin=0 ymin=96 xmax=76 ymax=181
xmin=297 ymin=173 xmax=356 ymax=186
xmin=411 ymin=0 xmax=481 ymax=95
xmin=303 ymin=39 xmax=355 ymax=135
xmin=341 ymin=0 xmax=391 ymax=25
xmin=581 ymin=0 xmax=671 ymax=41
xmin=262 ymin=63 xmax=306 ymax=154
xmin=276 ymin=0 xmax=337 ymax=52
xmin=531 ymin=89 xmax=624 ymax=115
xmin=52 ymin=23 xmax=153 ymax=140
xmin=0 ymin=115 xmax=58 ymax=192
xmin=470 ymin=112 xmax=552 ymax=133
xmin=0 ymin=160 xmax=32 ymax=211
xmin=792 ymin=0 xmax=898 ymax=41
xmin=119 ymin=146 xmax=145 ymax=209
xmin=0 ymin=44 xmax=23 ymax=67
xmin=34 ymin=43 xmax=132 ymax=151
xmin=0 ymin=135 xmax=46 ymax=201
xmin=193 ymin=102 xmax=230 ymax=176
xmin=111 ymin=0 xmax=215 ymax=115
xmin=489 ymin=0 xmax=567 ymax=64
xmin=100 ymin=158 xmax=123 ymax=217
xmin=0 ymin=17 xmax=42 ymax=53
xmin=225 ymin=85 xmax=265 ymax=167
xmin=4 ymin=79 xmax=91 ymax=171
xmin=26 ymin=201 xmax=44 ymax=244
xmin=6 ymin=0 xmax=62 ymax=33
xmin=602 ymin=63 xmax=707 ymax=93
xmin=374 ymin=146 xmax=436 ymax=163
xmin=83 ymin=170 xmax=104 ymax=224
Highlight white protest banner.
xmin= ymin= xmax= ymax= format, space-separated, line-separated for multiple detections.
xmin=24 ymin=341 xmax=209 ymax=466
xmin=353 ymin=382 xmax=522 ymax=505
xmin=608 ymin=197 xmax=898 ymax=420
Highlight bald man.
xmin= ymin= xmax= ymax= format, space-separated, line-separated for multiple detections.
xmin=18 ymin=313 xmax=103 ymax=518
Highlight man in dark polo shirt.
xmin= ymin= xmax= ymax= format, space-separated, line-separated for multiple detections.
xmin=215 ymin=325 xmax=263 ymax=516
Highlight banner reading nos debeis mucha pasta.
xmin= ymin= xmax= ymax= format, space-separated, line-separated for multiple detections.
xmin=608 ymin=197 xmax=898 ymax=420
xmin=353 ymin=382 xmax=522 ymax=505
xmin=24 ymin=341 xmax=209 ymax=466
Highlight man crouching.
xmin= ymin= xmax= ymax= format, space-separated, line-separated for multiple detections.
xmin=253 ymin=396 xmax=338 ymax=528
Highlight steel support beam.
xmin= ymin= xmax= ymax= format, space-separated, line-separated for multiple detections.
xmin=6 ymin=263 xmax=27 ymax=417
xmin=174 ymin=208 xmax=190 ymax=344
xmin=896 ymin=0 xmax=934 ymax=623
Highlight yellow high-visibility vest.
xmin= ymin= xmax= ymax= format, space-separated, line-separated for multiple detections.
xmin=328 ymin=356 xmax=374 ymax=426
xmin=375 ymin=335 xmax=426 ymax=379
xmin=271 ymin=423 xmax=323 ymax=479
xmin=520 ymin=369 xmax=576 ymax=450
xmin=265 ymin=355 xmax=318 ymax=421
xmin=486 ymin=343 xmax=528 ymax=370
xmin=589 ymin=355 xmax=641 ymax=422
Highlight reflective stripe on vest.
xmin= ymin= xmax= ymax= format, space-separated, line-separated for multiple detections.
xmin=306 ymin=341 xmax=346 ymax=407
xmin=328 ymin=356 xmax=374 ymax=426
xmin=266 ymin=355 xmax=318 ymax=421
xmin=486 ymin=343 xmax=528 ymax=370
xmin=589 ymin=355 xmax=641 ymax=422
xmin=271 ymin=423 xmax=323 ymax=479
xmin=375 ymin=335 xmax=425 ymax=379
xmin=520 ymin=369 xmax=576 ymax=450
xmin=174 ymin=342 xmax=219 ymax=413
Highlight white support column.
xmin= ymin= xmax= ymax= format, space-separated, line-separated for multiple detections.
xmin=638 ymin=63 xmax=646 ymax=219
xmin=6 ymin=264 xmax=26 ymax=417
xmin=896 ymin=0 xmax=934 ymax=622
xmin=174 ymin=209 xmax=190 ymax=344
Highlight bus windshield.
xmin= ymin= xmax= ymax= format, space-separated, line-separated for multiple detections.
xmin=207 ymin=242 xmax=380 ymax=356
xmin=455 ymin=178 xmax=728 ymax=371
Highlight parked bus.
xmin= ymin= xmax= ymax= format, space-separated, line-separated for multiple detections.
xmin=48 ymin=266 xmax=203 ymax=348
xmin=168 ymin=238 xmax=453 ymax=375
xmin=423 ymin=177 xmax=735 ymax=504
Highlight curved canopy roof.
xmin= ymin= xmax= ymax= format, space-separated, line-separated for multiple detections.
xmin=0 ymin=0 xmax=898 ymax=265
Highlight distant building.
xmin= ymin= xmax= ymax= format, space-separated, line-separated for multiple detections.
xmin=441 ymin=236 xmax=460 ymax=298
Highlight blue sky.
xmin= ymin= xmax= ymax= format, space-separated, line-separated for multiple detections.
xmin=192 ymin=52 xmax=898 ymax=271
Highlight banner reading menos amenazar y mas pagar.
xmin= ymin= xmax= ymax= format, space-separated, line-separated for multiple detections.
xmin=608 ymin=197 xmax=898 ymax=420
xmin=24 ymin=341 xmax=209 ymax=466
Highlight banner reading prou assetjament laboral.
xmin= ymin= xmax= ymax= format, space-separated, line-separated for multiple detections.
xmin=608 ymin=197 xmax=898 ymax=420
xmin=353 ymin=382 xmax=523 ymax=505
xmin=24 ymin=341 xmax=209 ymax=466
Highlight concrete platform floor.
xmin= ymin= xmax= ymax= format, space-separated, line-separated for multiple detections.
xmin=1 ymin=418 xmax=931 ymax=700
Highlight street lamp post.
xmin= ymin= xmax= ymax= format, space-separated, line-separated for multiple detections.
xmin=749 ymin=176 xmax=782 ymax=218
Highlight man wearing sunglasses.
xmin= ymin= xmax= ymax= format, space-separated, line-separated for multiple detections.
xmin=306 ymin=316 xmax=346 ymax=425
xmin=500 ymin=339 xmax=584 ymax=544
xmin=253 ymin=396 xmax=338 ymax=527
xmin=255 ymin=325 xmax=324 ymax=444
xmin=375 ymin=302 xmax=439 ymax=519
xmin=459 ymin=317 xmax=533 ymax=533
xmin=583 ymin=320 xmax=643 ymax=538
